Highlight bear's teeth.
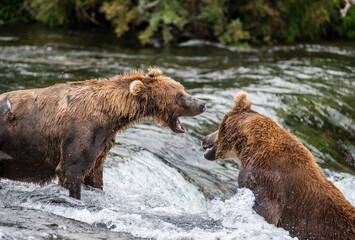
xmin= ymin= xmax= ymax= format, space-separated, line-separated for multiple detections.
xmin=177 ymin=118 xmax=185 ymax=132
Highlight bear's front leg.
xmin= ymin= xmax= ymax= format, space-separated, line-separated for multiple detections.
xmin=57 ymin=168 xmax=83 ymax=199
xmin=82 ymin=155 xmax=104 ymax=190
xmin=83 ymin=137 xmax=116 ymax=189
xmin=238 ymin=166 xmax=285 ymax=226
xmin=57 ymin=129 xmax=105 ymax=199
xmin=56 ymin=149 xmax=96 ymax=199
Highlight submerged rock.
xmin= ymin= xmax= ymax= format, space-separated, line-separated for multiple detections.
xmin=0 ymin=204 xmax=143 ymax=240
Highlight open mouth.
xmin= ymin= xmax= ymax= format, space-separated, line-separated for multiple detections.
xmin=169 ymin=117 xmax=186 ymax=133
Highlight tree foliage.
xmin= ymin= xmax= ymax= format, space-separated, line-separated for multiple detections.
xmin=0 ymin=0 xmax=354 ymax=46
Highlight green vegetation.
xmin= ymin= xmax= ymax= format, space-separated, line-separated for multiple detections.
xmin=1 ymin=0 xmax=354 ymax=46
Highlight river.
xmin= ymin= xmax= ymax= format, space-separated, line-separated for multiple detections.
xmin=0 ymin=24 xmax=354 ymax=239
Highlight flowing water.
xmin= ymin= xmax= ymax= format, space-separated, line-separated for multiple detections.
xmin=0 ymin=24 xmax=355 ymax=239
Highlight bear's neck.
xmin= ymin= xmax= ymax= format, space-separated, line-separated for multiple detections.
xmin=96 ymin=83 xmax=153 ymax=131
xmin=67 ymin=79 xmax=155 ymax=132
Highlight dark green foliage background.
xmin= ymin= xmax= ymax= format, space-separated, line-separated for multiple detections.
xmin=0 ymin=0 xmax=354 ymax=46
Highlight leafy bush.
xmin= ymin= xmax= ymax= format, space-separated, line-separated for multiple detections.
xmin=100 ymin=0 xmax=137 ymax=37
xmin=0 ymin=0 xmax=29 ymax=24
xmin=138 ymin=0 xmax=187 ymax=45
xmin=1 ymin=0 xmax=355 ymax=46
xmin=342 ymin=5 xmax=355 ymax=38
xmin=219 ymin=18 xmax=250 ymax=46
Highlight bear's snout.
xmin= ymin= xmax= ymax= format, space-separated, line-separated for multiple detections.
xmin=199 ymin=101 xmax=206 ymax=112
xmin=189 ymin=96 xmax=206 ymax=114
xmin=202 ymin=131 xmax=218 ymax=161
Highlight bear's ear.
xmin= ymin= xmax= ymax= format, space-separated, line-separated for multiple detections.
xmin=233 ymin=91 xmax=251 ymax=112
xmin=147 ymin=67 xmax=162 ymax=78
xmin=130 ymin=80 xmax=145 ymax=97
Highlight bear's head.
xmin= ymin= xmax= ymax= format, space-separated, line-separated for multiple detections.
xmin=129 ymin=67 xmax=206 ymax=133
xmin=202 ymin=91 xmax=251 ymax=160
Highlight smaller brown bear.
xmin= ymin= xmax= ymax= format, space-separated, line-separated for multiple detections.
xmin=203 ymin=91 xmax=355 ymax=240
xmin=0 ymin=67 xmax=206 ymax=199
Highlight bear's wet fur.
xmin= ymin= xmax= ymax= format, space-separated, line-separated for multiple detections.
xmin=0 ymin=67 xmax=206 ymax=199
xmin=203 ymin=91 xmax=355 ymax=240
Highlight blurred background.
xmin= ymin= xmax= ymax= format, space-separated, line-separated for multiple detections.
xmin=0 ymin=1 xmax=355 ymax=239
xmin=1 ymin=0 xmax=355 ymax=47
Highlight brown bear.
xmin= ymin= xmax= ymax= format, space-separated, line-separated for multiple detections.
xmin=202 ymin=91 xmax=355 ymax=240
xmin=0 ymin=67 xmax=206 ymax=199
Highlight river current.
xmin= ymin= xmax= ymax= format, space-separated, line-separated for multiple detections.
xmin=0 ymin=24 xmax=354 ymax=239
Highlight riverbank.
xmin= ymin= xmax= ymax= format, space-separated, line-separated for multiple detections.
xmin=1 ymin=0 xmax=355 ymax=47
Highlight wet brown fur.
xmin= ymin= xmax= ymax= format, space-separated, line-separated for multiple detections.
xmin=0 ymin=68 xmax=205 ymax=199
xmin=203 ymin=91 xmax=355 ymax=240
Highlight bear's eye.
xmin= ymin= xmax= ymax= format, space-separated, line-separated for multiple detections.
xmin=175 ymin=93 xmax=184 ymax=104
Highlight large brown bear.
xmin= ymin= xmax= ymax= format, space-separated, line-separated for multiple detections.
xmin=203 ymin=91 xmax=355 ymax=240
xmin=0 ymin=67 xmax=206 ymax=199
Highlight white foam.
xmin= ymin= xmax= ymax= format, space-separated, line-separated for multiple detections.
xmin=101 ymin=150 xmax=208 ymax=214
xmin=2 ymin=151 xmax=355 ymax=240
xmin=325 ymin=170 xmax=355 ymax=205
